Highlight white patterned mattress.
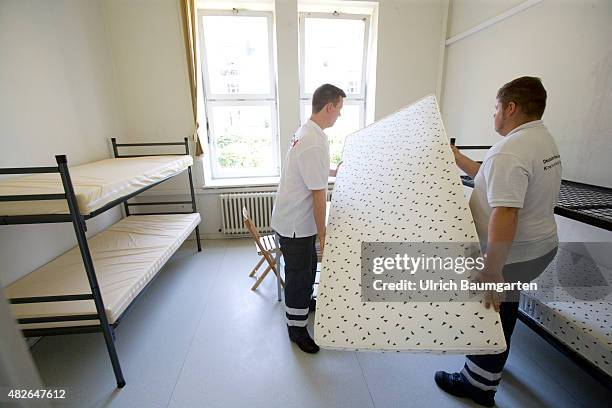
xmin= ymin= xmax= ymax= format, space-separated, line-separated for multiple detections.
xmin=314 ymin=95 xmax=506 ymax=354
xmin=0 ymin=155 xmax=193 ymax=216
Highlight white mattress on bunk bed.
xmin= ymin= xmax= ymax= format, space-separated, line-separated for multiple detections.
xmin=519 ymin=248 xmax=612 ymax=377
xmin=520 ymin=298 xmax=612 ymax=377
xmin=314 ymin=95 xmax=506 ymax=354
xmin=0 ymin=155 xmax=193 ymax=216
xmin=4 ymin=213 xmax=201 ymax=329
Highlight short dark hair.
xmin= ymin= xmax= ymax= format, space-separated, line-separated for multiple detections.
xmin=497 ymin=76 xmax=547 ymax=119
xmin=312 ymin=83 xmax=346 ymax=113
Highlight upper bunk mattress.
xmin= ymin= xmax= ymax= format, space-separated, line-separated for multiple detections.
xmin=0 ymin=155 xmax=193 ymax=216
xmin=4 ymin=213 xmax=200 ymax=328
xmin=314 ymin=95 xmax=506 ymax=354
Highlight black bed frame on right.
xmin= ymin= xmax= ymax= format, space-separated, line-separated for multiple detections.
xmin=457 ymin=144 xmax=612 ymax=390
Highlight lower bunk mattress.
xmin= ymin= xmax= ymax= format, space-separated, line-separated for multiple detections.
xmin=519 ymin=247 xmax=612 ymax=377
xmin=4 ymin=213 xmax=201 ymax=330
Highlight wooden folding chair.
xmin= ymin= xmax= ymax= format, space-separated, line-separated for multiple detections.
xmin=242 ymin=207 xmax=285 ymax=291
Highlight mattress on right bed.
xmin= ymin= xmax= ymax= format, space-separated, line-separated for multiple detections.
xmin=519 ymin=246 xmax=612 ymax=377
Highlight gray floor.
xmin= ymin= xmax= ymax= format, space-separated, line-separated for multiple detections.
xmin=30 ymin=239 xmax=611 ymax=408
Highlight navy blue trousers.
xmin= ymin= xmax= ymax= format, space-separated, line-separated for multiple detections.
xmin=278 ymin=234 xmax=318 ymax=328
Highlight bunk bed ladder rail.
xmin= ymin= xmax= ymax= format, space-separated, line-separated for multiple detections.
xmin=185 ymin=138 xmax=202 ymax=252
xmin=56 ymin=155 xmax=126 ymax=388
xmin=0 ymin=159 xmax=126 ymax=388
xmin=111 ymin=137 xmax=202 ymax=252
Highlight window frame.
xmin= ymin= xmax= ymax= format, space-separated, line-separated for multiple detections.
xmin=298 ymin=12 xmax=370 ymax=167
xmin=197 ymin=9 xmax=280 ymax=180
xmin=206 ymin=99 xmax=280 ymax=179
xmin=300 ymin=99 xmax=365 ymax=133
xmin=298 ymin=12 xmax=370 ymax=103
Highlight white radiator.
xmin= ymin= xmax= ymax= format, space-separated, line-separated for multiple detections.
xmin=220 ymin=192 xmax=276 ymax=235
xmin=220 ymin=190 xmax=333 ymax=236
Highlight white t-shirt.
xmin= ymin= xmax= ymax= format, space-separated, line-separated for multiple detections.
xmin=271 ymin=120 xmax=330 ymax=238
xmin=470 ymin=120 xmax=562 ymax=264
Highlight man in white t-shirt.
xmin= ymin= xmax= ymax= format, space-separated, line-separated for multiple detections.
xmin=271 ymin=84 xmax=345 ymax=354
xmin=435 ymin=77 xmax=562 ymax=406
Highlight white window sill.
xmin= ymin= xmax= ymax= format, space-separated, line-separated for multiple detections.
xmin=203 ymin=176 xmax=280 ymax=189
xmin=201 ymin=176 xmax=336 ymax=191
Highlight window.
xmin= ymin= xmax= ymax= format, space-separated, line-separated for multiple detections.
xmin=198 ymin=10 xmax=279 ymax=179
xmin=299 ymin=12 xmax=370 ymax=166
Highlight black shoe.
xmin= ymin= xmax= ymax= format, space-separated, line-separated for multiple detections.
xmin=309 ymin=297 xmax=317 ymax=313
xmin=287 ymin=326 xmax=320 ymax=354
xmin=434 ymin=371 xmax=495 ymax=407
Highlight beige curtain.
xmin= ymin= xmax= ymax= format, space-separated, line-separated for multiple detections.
xmin=179 ymin=0 xmax=204 ymax=156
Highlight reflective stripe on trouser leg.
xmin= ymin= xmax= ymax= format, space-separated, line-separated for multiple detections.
xmin=285 ymin=305 xmax=309 ymax=327
xmin=462 ymin=300 xmax=520 ymax=392
xmin=460 ymin=364 xmax=501 ymax=392
xmin=279 ymin=234 xmax=317 ymax=327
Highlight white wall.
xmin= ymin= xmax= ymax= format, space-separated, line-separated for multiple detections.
xmin=103 ymin=0 xmax=202 ymax=193
xmin=103 ymin=0 xmax=194 ymax=144
xmin=0 ymin=0 xmax=123 ymax=286
xmin=275 ymin=0 xmax=301 ymax=163
xmin=442 ymin=0 xmax=612 ymax=188
xmin=447 ymin=0 xmax=524 ymax=37
xmin=374 ymin=0 xmax=446 ymax=117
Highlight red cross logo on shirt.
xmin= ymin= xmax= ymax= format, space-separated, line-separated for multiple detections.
xmin=290 ymin=134 xmax=299 ymax=148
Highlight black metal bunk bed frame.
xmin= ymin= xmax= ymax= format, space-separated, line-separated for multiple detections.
xmin=456 ymin=144 xmax=612 ymax=390
xmin=0 ymin=138 xmax=202 ymax=388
